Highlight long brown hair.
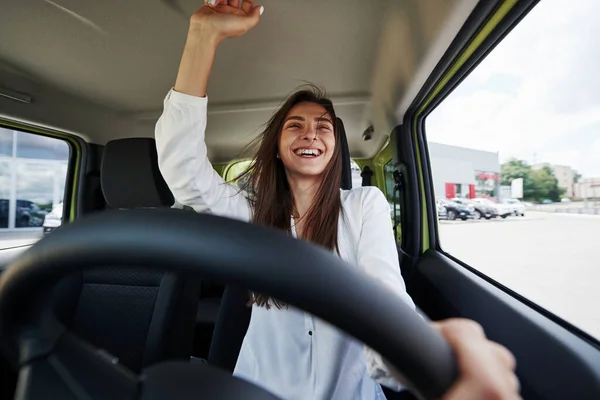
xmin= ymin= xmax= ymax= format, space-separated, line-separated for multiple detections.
xmin=237 ymin=85 xmax=343 ymax=309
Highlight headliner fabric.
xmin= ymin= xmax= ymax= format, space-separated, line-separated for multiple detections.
xmin=101 ymin=138 xmax=174 ymax=208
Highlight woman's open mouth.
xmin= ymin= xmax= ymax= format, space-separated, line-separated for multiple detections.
xmin=294 ymin=148 xmax=323 ymax=158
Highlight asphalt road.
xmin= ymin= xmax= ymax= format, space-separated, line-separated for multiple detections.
xmin=439 ymin=211 xmax=600 ymax=341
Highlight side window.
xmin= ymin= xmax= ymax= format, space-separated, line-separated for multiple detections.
xmin=0 ymin=127 xmax=70 ymax=249
xmin=425 ymin=1 xmax=599 ymax=340
xmin=384 ymin=160 xmax=401 ymax=241
xmin=350 ymin=160 xmax=362 ymax=188
xmin=384 ymin=160 xmax=396 ymax=207
xmin=224 ymin=159 xmax=253 ymax=189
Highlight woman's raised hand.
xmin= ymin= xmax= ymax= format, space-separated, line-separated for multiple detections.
xmin=190 ymin=0 xmax=263 ymax=45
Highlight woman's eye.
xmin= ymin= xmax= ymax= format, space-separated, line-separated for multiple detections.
xmin=288 ymin=123 xmax=301 ymax=129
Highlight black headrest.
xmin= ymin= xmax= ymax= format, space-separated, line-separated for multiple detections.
xmin=101 ymin=138 xmax=174 ymax=209
xmin=336 ymin=118 xmax=352 ymax=190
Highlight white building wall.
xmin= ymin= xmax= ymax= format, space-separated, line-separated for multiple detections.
xmin=428 ymin=142 xmax=500 ymax=198
xmin=430 ymin=156 xmax=475 ymax=198
xmin=574 ymin=178 xmax=600 ymax=200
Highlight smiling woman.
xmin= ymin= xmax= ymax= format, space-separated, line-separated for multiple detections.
xmin=1 ymin=0 xmax=544 ymax=399
xmin=151 ymin=2 xmax=523 ymax=399
xmin=238 ymin=87 xmax=343 ymax=265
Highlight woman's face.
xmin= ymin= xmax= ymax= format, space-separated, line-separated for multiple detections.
xmin=278 ymin=102 xmax=336 ymax=179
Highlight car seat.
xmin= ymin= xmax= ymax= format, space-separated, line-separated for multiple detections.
xmin=52 ymin=137 xmax=200 ymax=373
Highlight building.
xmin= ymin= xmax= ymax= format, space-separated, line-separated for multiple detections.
xmin=428 ymin=142 xmax=500 ymax=200
xmin=533 ymin=163 xmax=575 ymax=197
xmin=0 ymin=127 xmax=69 ymax=231
xmin=574 ymin=178 xmax=600 ymax=200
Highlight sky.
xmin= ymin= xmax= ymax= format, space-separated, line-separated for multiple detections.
xmin=426 ymin=0 xmax=600 ymax=178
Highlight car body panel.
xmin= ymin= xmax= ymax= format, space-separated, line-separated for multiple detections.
xmin=42 ymin=202 xmax=64 ymax=234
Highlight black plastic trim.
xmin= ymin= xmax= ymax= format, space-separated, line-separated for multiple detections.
xmin=438 ymin=250 xmax=600 ymax=349
xmin=391 ymin=124 xmax=421 ymax=259
xmin=417 ymin=251 xmax=600 ymax=400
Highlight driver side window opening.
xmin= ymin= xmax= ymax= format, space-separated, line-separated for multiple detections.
xmin=384 ymin=160 xmax=401 ymax=243
xmin=225 ymin=159 xmax=254 ymax=188
xmin=424 ymin=0 xmax=599 ymax=341
xmin=0 ymin=126 xmax=70 ymax=250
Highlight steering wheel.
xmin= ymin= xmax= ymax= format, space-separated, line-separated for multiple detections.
xmin=0 ymin=209 xmax=458 ymax=399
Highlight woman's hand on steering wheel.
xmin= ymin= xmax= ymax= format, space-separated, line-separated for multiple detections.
xmin=190 ymin=0 xmax=263 ymax=45
xmin=435 ymin=319 xmax=521 ymax=400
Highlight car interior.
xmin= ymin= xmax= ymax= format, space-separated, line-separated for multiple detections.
xmin=1 ymin=0 xmax=600 ymax=399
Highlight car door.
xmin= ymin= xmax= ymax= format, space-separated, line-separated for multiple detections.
xmin=0 ymin=123 xmax=80 ymax=398
xmin=389 ymin=1 xmax=600 ymax=399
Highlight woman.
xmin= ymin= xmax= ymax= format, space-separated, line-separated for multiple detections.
xmin=155 ymin=1 xmax=520 ymax=399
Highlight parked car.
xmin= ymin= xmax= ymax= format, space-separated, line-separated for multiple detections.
xmin=501 ymin=198 xmax=526 ymax=217
xmin=0 ymin=199 xmax=8 ymax=228
xmin=471 ymin=198 xmax=513 ymax=218
xmin=18 ymin=200 xmax=47 ymax=227
xmin=43 ymin=202 xmax=63 ymax=234
xmin=451 ymin=197 xmax=496 ymax=220
xmin=437 ymin=202 xmax=448 ymax=220
xmin=0 ymin=199 xmax=47 ymax=228
xmin=436 ymin=198 xmax=472 ymax=220
xmin=541 ymin=199 xmax=553 ymax=204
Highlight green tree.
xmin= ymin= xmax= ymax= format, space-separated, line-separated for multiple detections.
xmin=500 ymin=159 xmax=536 ymax=200
xmin=501 ymin=159 xmax=565 ymax=202
xmin=530 ymin=166 xmax=564 ymax=201
xmin=573 ymin=170 xmax=583 ymax=183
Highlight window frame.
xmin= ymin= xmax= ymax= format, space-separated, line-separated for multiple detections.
xmin=405 ymin=0 xmax=600 ymax=345
xmin=0 ymin=120 xmax=84 ymax=230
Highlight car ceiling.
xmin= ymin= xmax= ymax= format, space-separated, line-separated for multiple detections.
xmin=0 ymin=0 xmax=475 ymax=162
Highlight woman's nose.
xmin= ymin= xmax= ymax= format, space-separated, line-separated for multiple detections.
xmin=300 ymin=125 xmax=318 ymax=141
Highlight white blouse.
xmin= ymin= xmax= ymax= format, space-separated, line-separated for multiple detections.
xmin=155 ymin=88 xmax=417 ymax=400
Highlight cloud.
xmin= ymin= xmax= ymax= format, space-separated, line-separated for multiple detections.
xmin=426 ymin=0 xmax=600 ymax=177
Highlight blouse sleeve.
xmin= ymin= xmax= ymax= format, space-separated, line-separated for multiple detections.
xmin=356 ymin=187 xmax=417 ymax=391
xmin=154 ymin=89 xmax=252 ymax=221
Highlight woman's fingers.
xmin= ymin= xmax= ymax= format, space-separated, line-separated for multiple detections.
xmin=241 ymin=0 xmax=254 ymax=13
xmin=228 ymin=0 xmax=240 ymax=8
xmin=434 ymin=318 xmax=521 ymax=400
xmin=490 ymin=341 xmax=516 ymax=370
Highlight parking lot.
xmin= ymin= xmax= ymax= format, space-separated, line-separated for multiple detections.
xmin=439 ymin=211 xmax=600 ymax=340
